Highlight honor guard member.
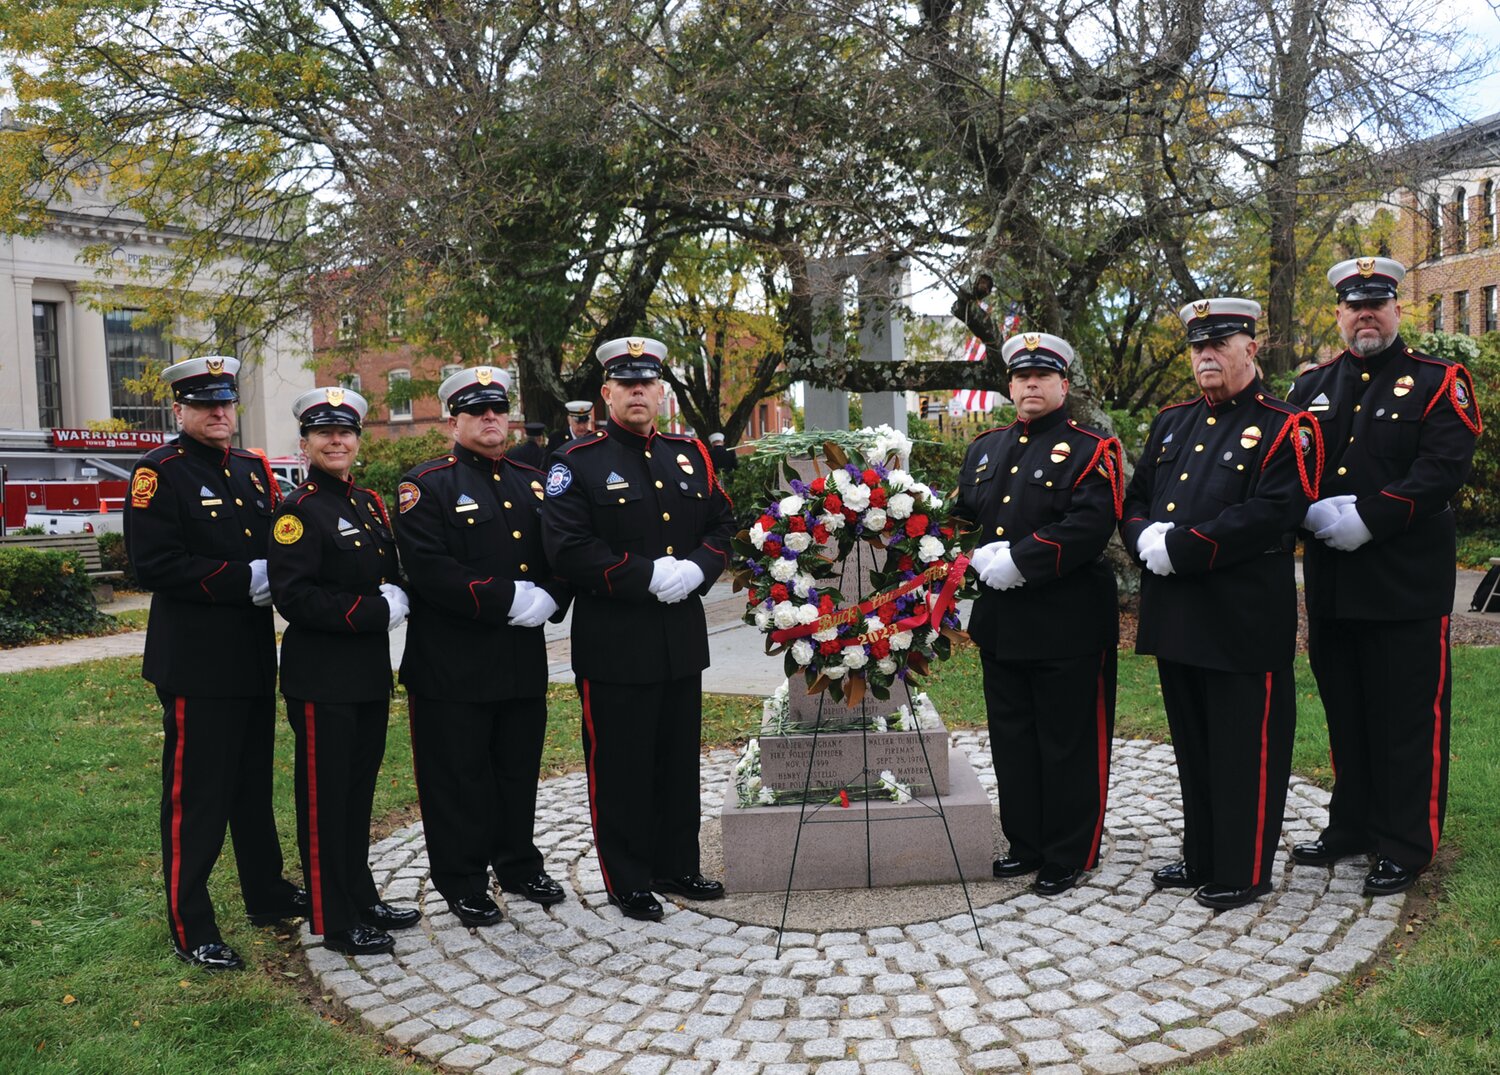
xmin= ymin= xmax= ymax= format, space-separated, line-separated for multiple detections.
xmin=951 ymin=333 xmax=1123 ymax=896
xmin=1286 ymin=257 xmax=1482 ymax=895
xmin=1121 ymin=300 xmax=1323 ymax=910
xmin=268 ymin=387 xmax=420 ymax=955
xmin=707 ymin=431 xmax=738 ymax=474
xmin=548 ymin=399 xmax=598 ymax=452
xmin=508 ymin=421 xmax=549 ymax=469
xmin=395 ymin=366 xmax=570 ymax=928
xmin=123 ymin=356 xmax=306 ymax=970
xmin=541 ymin=336 xmax=736 ymax=921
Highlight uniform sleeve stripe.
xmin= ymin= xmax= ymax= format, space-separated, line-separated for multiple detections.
xmin=199 ymin=561 xmax=227 ymax=598
xmin=344 ymin=595 xmax=362 ymax=630
xmin=1188 ymin=528 xmax=1219 ymax=569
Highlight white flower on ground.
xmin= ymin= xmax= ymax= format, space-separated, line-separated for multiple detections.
xmin=863 ymin=508 xmax=887 ymax=532
xmin=757 ymin=787 xmax=776 ymax=805
xmin=843 ymin=647 xmax=869 ymax=669
xmin=778 ymin=494 xmax=805 ymax=516
xmin=784 ymin=531 xmax=812 ymax=553
xmin=887 ymin=492 xmax=915 ymax=520
xmin=769 ymin=558 xmax=797 ymax=582
xmin=917 ymin=535 xmax=945 ymax=562
xmin=791 ymin=639 xmax=815 ymax=665
xmin=878 ymin=768 xmax=913 ymax=804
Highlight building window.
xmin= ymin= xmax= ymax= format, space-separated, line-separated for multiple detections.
xmin=387 ymin=295 xmax=405 ymax=338
xmin=1431 ymin=295 xmax=1443 ymax=332
xmin=1485 ymin=286 xmax=1498 ymax=335
xmin=337 ymin=305 xmax=356 ymax=341
xmin=337 ymin=371 xmax=362 ymax=392
xmin=33 ymin=302 xmax=63 ymax=429
xmin=104 ymin=309 xmax=174 ymax=431
xmin=439 ymin=363 xmax=463 ymax=380
xmin=1453 ymin=188 xmax=1467 ymax=254
xmin=1428 ymin=193 xmax=1443 ymax=258
xmin=1485 ymin=179 xmax=1497 ymax=245
xmin=388 ymin=369 xmax=412 ymax=422
xmin=1455 ymin=291 xmax=1470 ymax=335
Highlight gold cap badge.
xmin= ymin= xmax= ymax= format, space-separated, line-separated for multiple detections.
xmin=476 ymin=367 xmax=493 ymax=385
xmin=627 ymin=338 xmax=646 ymax=357
xmin=1193 ymin=301 xmax=1211 ymax=318
xmin=1022 ymin=333 xmax=1040 ymax=350
xmin=326 ymin=387 xmax=344 ymax=407
xmin=1356 ymin=257 xmax=1376 ymax=277
xmin=205 ymin=358 xmax=224 ymax=375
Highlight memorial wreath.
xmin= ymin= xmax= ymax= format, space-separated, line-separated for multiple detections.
xmin=733 ymin=428 xmax=979 ymax=705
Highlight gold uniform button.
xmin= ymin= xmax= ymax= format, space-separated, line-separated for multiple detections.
xmin=1349 ymin=436 xmax=1355 ymax=444
xmin=378 ymin=549 xmax=385 ymax=556
xmin=1045 ymin=480 xmax=1053 ymax=487
xmin=354 ymin=540 xmax=361 ymax=547
xmin=1002 ymin=495 xmax=1011 ymax=504
xmin=512 ymin=530 xmax=522 ymax=539
xmin=223 ymin=468 xmax=231 ymax=476
xmin=1391 ymin=412 xmax=1399 ymax=420
xmin=468 ymin=518 xmax=476 ymax=525
xmin=661 ymin=512 xmax=671 ymax=521
xmin=1018 ymin=435 xmax=1028 ymax=444
xmin=493 ymin=473 xmax=501 ymax=481
xmin=1166 ymin=502 xmax=1176 ymax=511
xmin=618 ymin=497 xmax=626 ymax=504
xmin=1206 ymin=417 xmax=1217 ymax=425
xmin=234 ymin=497 xmax=243 ymax=506
xmin=1179 ymin=473 xmax=1189 ymax=481
xmin=1354 ymin=404 xmax=1362 ymax=412
xmin=519 ymin=563 xmax=528 ymax=572
xmin=1010 ymin=465 xmax=1019 ymax=474
xmin=1236 ymin=464 xmax=1244 ymax=471
xmin=655 ymin=480 xmax=664 ymax=489
xmin=243 ymin=528 xmax=252 ymax=537
xmin=210 ymin=510 xmax=218 ymax=518
xmin=666 ymin=545 xmax=674 ymax=554
xmin=644 ymin=450 xmax=652 ymax=459
xmin=1337 ymin=466 xmax=1348 ymax=476
xmin=1194 ymin=444 xmax=1204 ymax=452
xmin=994 ymin=526 xmax=1005 ymax=536
xmin=1361 ymin=372 xmax=1370 ymax=381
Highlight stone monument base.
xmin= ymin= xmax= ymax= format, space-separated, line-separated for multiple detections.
xmin=719 ymin=746 xmax=993 ymax=892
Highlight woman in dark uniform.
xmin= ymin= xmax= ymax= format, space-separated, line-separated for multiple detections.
xmin=268 ymin=387 xmax=420 ymax=955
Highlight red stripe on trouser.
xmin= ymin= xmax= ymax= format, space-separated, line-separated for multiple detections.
xmin=1429 ymin=616 xmax=1449 ymax=854
xmin=1251 ymin=673 xmax=1272 ymax=885
xmin=1086 ymin=654 xmax=1109 ymax=869
xmin=168 ymin=695 xmax=188 ymax=948
xmin=304 ymin=701 xmax=325 ymax=933
xmin=578 ymin=679 xmax=614 ymax=895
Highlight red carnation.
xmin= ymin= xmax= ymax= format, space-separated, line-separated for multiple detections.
xmin=940 ymin=525 xmax=953 ymax=539
xmin=818 ymin=594 xmax=836 ymax=615
xmin=905 ymin=514 xmax=930 ymax=538
xmin=870 ymin=639 xmax=892 ymax=659
xmin=764 ymin=539 xmax=783 ymax=557
xmin=844 ymin=509 xmax=859 ymax=524
xmin=788 ymin=516 xmax=807 ymax=533
xmin=899 ymin=555 xmax=915 ymax=571
xmin=813 ymin=524 xmax=830 ymax=543
xmin=824 ymin=493 xmax=843 ymax=514
xmin=869 ymin=487 xmax=888 ymax=508
xmin=819 ymin=640 xmax=843 ymax=656
xmin=810 ymin=477 xmax=826 ymax=493
xmin=758 ymin=514 xmax=776 ymax=531
xmin=862 ymin=469 xmax=879 ymax=486
xmin=770 ymin=584 xmax=789 ymax=602
xmin=839 ymin=789 xmax=850 ymax=808
xmin=878 ymin=602 xmax=897 ymax=624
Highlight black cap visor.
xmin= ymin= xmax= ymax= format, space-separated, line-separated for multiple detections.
xmin=1006 ymin=354 xmax=1068 ymax=375
xmin=1186 ymin=317 xmax=1255 ymax=344
xmin=448 ymin=385 xmax=510 ymax=415
xmin=1337 ymin=282 xmax=1399 ymax=303
xmin=300 ymin=406 xmax=362 ymax=434
xmin=175 ymin=378 xmax=239 ymax=403
xmin=604 ymin=359 xmax=662 ymax=382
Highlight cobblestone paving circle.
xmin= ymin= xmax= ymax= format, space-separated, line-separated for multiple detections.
xmin=304 ymin=735 xmax=1401 ymax=1075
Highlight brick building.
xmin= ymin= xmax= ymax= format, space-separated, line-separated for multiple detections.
xmin=1381 ymin=111 xmax=1500 ymax=335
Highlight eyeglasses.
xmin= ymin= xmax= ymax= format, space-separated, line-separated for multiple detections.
xmin=457 ymin=402 xmax=509 ymax=417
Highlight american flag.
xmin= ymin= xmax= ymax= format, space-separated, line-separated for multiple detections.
xmin=952 ymin=303 xmax=1021 ymax=412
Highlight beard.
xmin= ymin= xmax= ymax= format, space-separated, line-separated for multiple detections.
xmin=1345 ymin=327 xmax=1397 ymax=357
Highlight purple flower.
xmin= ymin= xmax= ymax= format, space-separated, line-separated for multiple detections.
xmin=790 ymin=478 xmax=809 ymax=495
xmin=845 ymin=463 xmax=862 ymax=479
xmin=768 ymin=503 xmax=783 ymax=519
xmin=781 ymin=547 xmax=798 ymax=560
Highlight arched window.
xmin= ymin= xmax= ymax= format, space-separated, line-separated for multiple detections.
xmin=1453 ymin=187 xmax=1467 ymax=254
xmin=1428 ymin=193 xmax=1443 ymax=258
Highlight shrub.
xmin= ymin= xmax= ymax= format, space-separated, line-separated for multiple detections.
xmin=96 ymin=531 xmax=136 ymax=587
xmin=0 ymin=546 xmax=113 ymax=646
xmin=350 ymin=428 xmax=453 ymax=507
xmin=1417 ymin=331 xmax=1500 ymax=529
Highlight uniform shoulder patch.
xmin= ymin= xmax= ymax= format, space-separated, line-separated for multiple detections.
xmin=273 ymin=514 xmax=304 ymax=545
xmin=398 ymin=481 xmax=421 ymax=513
xmin=545 ymin=463 xmax=573 ymax=496
xmin=130 ymin=468 xmax=159 ymax=509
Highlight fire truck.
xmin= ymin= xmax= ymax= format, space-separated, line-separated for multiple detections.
xmin=0 ymin=428 xmax=303 ymax=535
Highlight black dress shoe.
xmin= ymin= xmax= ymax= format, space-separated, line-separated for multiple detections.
xmin=1151 ymin=861 xmax=1207 ymax=889
xmin=1194 ymin=881 xmax=1272 ymax=910
xmin=1364 ymin=857 xmax=1421 ymax=896
xmin=450 ymin=893 xmax=503 ymax=927
xmin=362 ymin=901 xmax=421 ymax=930
xmin=1032 ymin=865 xmax=1084 ymax=896
xmin=502 ymin=872 xmax=567 ymax=906
xmin=1291 ymin=838 xmax=1372 ymax=866
xmin=323 ymin=925 xmax=395 ymax=955
xmin=652 ymin=874 xmax=725 ymax=901
xmin=173 ymin=941 xmax=245 ymax=971
xmin=992 ymin=856 xmax=1043 ymax=878
xmin=247 ymin=886 xmax=310 ymax=926
xmin=607 ymin=890 xmax=664 ymax=921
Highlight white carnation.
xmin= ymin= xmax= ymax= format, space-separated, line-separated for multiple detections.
xmin=886 ymin=470 xmax=912 ymax=492
xmin=818 ymin=512 xmax=844 ymax=532
xmin=863 ymin=508 xmax=888 ymax=532
xmin=784 ymin=531 xmax=812 ymax=552
xmin=887 ymin=492 xmax=915 ymax=520
xmin=757 ymin=786 xmax=777 ymax=805
xmin=769 ymin=558 xmax=797 ymax=582
xmin=843 ymin=647 xmax=869 ymax=669
xmin=792 ymin=573 xmax=815 ymax=598
xmin=877 ymin=657 xmax=898 ymax=675
xmin=890 ymin=630 xmax=914 ymax=651
xmin=749 ymin=522 xmax=767 ymax=550
xmin=865 ymin=616 xmax=883 ymax=634
xmin=773 ymin=604 xmax=799 ymax=629
xmin=778 ymin=494 xmax=805 ymax=516
xmin=791 ymin=639 xmax=815 ymax=665
xmin=830 ymin=469 xmax=851 ymax=491
xmin=797 ymin=603 xmax=820 ymax=625
xmin=812 ymin=625 xmax=838 ymax=642
xmin=842 ymin=484 xmax=870 ymax=512
xmin=823 ymin=663 xmax=847 ymax=679
xmin=754 ymin=608 xmax=772 ymax=630
xmin=918 ymin=535 xmax=945 ymax=562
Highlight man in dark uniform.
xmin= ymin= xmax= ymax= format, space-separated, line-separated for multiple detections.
xmin=395 ymin=367 xmax=570 ymax=928
xmin=1121 ymin=300 xmax=1322 ymax=910
xmin=508 ymin=421 xmax=549 ymax=469
xmin=707 ymin=432 xmax=738 ymax=475
xmin=1286 ymin=257 xmax=1482 ymax=896
xmin=950 ymin=333 xmax=1123 ymax=896
xmin=124 ymin=356 xmax=306 ymax=970
xmin=269 ymin=386 xmax=420 ymax=956
xmin=548 ymin=399 xmax=597 ymax=452
xmin=541 ymin=336 xmax=736 ymax=921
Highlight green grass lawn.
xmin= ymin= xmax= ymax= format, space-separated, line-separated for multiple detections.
xmin=1 ymin=647 xmax=1497 ymax=1072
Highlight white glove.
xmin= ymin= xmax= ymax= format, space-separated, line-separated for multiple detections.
xmin=379 ymin=582 xmax=409 ymax=630
xmin=1315 ymin=504 xmax=1374 ymax=552
xmin=656 ymin=559 xmax=703 ymax=605
xmin=248 ymin=559 xmax=272 ymax=607
xmin=674 ymin=559 xmax=705 ymax=595
xmin=509 ymin=587 xmax=559 ymax=628
xmin=1143 ymin=537 xmax=1175 ymax=576
xmin=968 ymin=540 xmax=1007 ymax=578
xmin=506 ymin=579 xmax=536 ymax=617
xmin=648 ymin=556 xmax=678 ymax=596
xmin=1134 ymin=521 xmax=1174 ymax=560
xmin=980 ymin=546 xmax=1024 ymax=591
xmin=1303 ymin=494 xmax=1357 ymax=533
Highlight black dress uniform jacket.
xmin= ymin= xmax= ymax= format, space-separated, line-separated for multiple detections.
xmin=952 ymin=408 xmax=1123 ymax=657
xmin=396 ymin=445 xmax=566 ymax=700
xmin=541 ymin=419 xmax=737 ymax=683
xmin=125 ymin=433 xmax=280 ymax=696
xmin=1286 ymin=335 xmax=1482 ymax=619
xmin=269 ymin=466 xmax=398 ymax=701
xmin=1122 ymin=380 xmax=1323 ymax=673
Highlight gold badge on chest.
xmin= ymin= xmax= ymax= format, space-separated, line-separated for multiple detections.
xmin=1393 ymin=374 xmax=1414 ymax=397
xmin=676 ymin=452 xmax=695 ymax=475
xmin=1239 ymin=425 xmax=1262 ymax=450
xmin=1049 ymin=442 xmax=1071 ymax=464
